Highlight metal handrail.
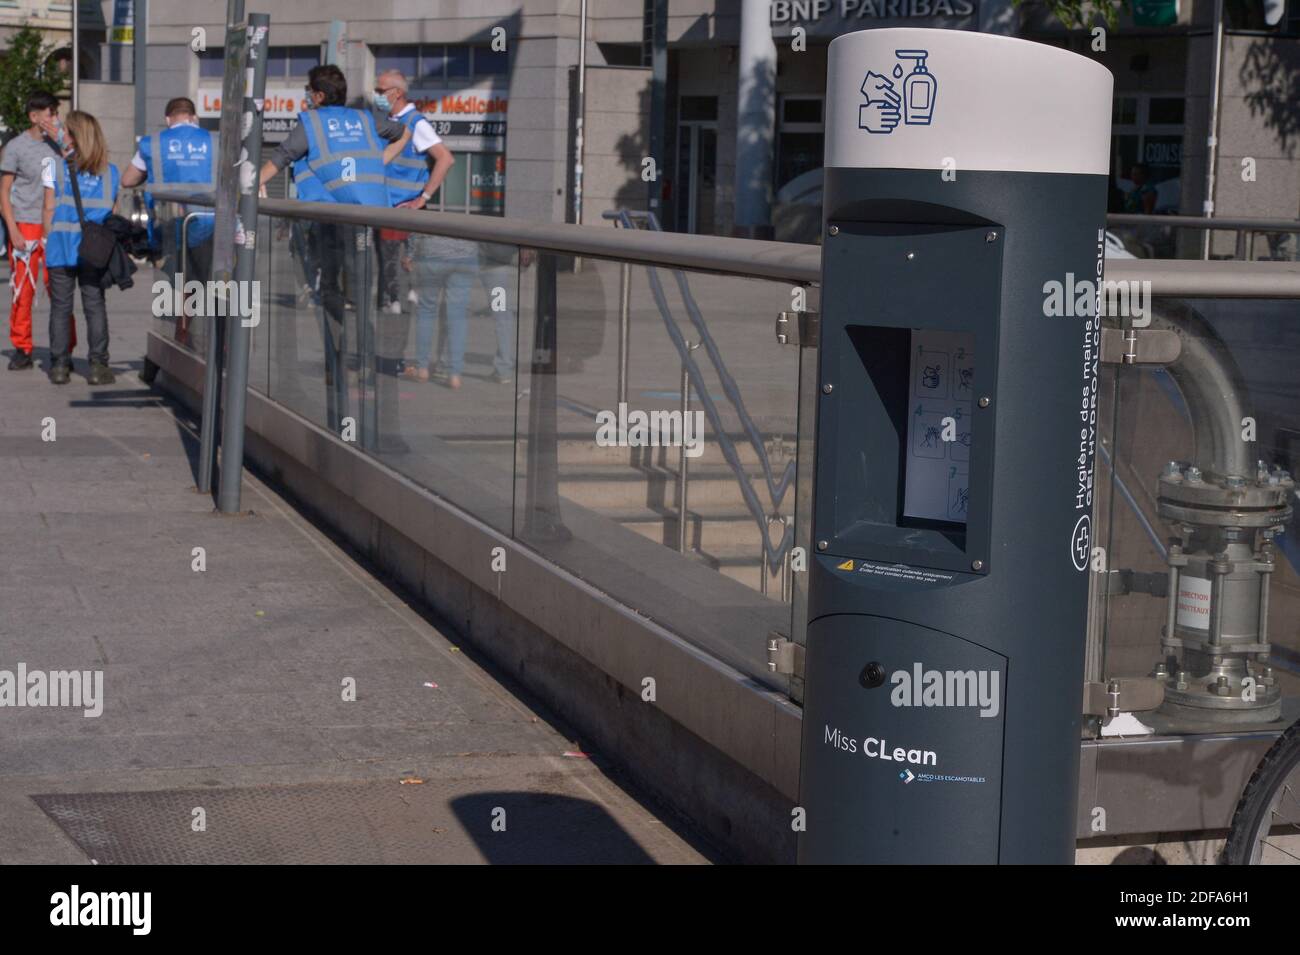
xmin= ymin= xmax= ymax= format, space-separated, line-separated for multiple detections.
xmin=1108 ymin=213 xmax=1300 ymax=232
xmin=149 ymin=186 xmax=1300 ymax=299
xmin=148 ymin=187 xmax=821 ymax=284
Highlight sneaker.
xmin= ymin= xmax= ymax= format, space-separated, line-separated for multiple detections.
xmin=88 ymin=362 xmax=116 ymax=385
xmin=385 ymin=301 xmax=402 ymax=315
xmin=490 ymin=370 xmax=513 ymax=386
xmin=49 ymin=363 xmax=71 ymax=385
xmin=8 ymin=350 xmax=32 ymax=370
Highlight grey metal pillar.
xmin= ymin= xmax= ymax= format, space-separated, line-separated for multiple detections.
xmin=71 ymin=0 xmax=79 ymax=110
xmin=733 ymin=0 xmax=776 ymax=239
xmin=216 ymin=12 xmax=270 ymax=513
xmin=133 ymin=0 xmax=147 ymax=144
xmin=645 ymin=0 xmax=667 ymax=217
xmin=197 ymin=0 xmax=247 ymax=495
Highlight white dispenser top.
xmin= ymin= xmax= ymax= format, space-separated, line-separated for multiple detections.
xmin=825 ymin=28 xmax=1113 ymax=176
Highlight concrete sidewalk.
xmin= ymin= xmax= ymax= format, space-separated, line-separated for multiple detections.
xmin=0 ymin=281 xmax=713 ymax=864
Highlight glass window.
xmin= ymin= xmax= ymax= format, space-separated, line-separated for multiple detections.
xmin=776 ymin=132 xmax=823 ymax=190
xmin=198 ymin=48 xmax=225 ymax=79
xmin=374 ymin=44 xmax=418 ymax=78
xmin=782 ymin=98 xmax=822 ymax=124
xmin=474 ymin=46 xmax=509 ymax=75
xmin=469 ymin=153 xmax=506 ymax=215
xmin=445 ymin=45 xmax=471 ymax=77
xmin=267 ymin=47 xmax=289 ymax=78
xmin=1148 ymin=97 xmax=1185 ymax=126
xmin=286 ymin=46 xmax=320 ymax=79
xmin=679 ymin=96 xmax=717 ymax=122
xmin=438 ymin=154 xmax=470 ymax=211
xmin=1113 ymin=96 xmax=1138 ymax=126
xmin=418 ymin=46 xmax=446 ymax=83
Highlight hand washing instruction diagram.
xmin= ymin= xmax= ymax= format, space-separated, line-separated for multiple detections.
xmin=859 ymin=50 xmax=937 ymax=135
xmin=904 ymin=330 xmax=973 ymax=524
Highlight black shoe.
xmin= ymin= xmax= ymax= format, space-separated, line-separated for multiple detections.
xmin=8 ymin=350 xmax=32 ymax=370
xmin=490 ymin=370 xmax=513 ymax=386
xmin=49 ymin=363 xmax=71 ymax=385
xmin=88 ymin=362 xmax=116 ymax=385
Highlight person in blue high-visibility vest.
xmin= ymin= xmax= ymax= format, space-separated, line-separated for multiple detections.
xmin=259 ymin=64 xmax=411 ymax=442
xmin=122 ymin=97 xmax=217 ymax=345
xmin=40 ymin=110 xmax=120 ymax=386
xmin=371 ymin=69 xmax=454 ymax=317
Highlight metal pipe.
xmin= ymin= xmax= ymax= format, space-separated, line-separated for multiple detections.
xmin=616 ymin=262 xmax=631 ymax=406
xmin=216 ymin=11 xmax=269 ymax=514
xmin=180 ymin=210 xmax=202 ymax=282
xmin=1209 ymin=556 xmax=1226 ymax=647
xmin=1258 ymin=545 xmax=1273 ymax=646
xmin=1201 ymin=0 xmax=1226 ymax=260
xmin=1165 ymin=550 xmax=1180 ymax=646
xmin=1148 ymin=302 xmax=1253 ymax=480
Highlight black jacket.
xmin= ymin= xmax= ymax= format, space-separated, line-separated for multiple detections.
xmin=82 ymin=215 xmax=138 ymax=291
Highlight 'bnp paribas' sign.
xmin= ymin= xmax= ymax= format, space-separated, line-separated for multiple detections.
xmin=771 ymin=0 xmax=978 ymax=35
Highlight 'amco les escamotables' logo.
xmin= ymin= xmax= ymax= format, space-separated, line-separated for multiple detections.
xmin=859 ymin=49 xmax=937 ymax=134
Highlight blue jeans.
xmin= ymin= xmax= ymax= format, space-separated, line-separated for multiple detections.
xmin=415 ymin=253 xmax=478 ymax=374
xmin=479 ymin=263 xmax=516 ymax=377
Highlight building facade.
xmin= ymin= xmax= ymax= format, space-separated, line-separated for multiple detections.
xmin=2 ymin=0 xmax=1298 ymax=248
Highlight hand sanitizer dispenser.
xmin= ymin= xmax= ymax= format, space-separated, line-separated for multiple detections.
xmin=798 ymin=28 xmax=1112 ymax=864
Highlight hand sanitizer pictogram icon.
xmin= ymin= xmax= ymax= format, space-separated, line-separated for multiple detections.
xmin=858 ymin=51 xmax=937 ymax=135
xmin=896 ymin=49 xmax=937 ymax=126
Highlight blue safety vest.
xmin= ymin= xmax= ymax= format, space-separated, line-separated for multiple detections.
xmin=385 ymin=108 xmax=429 ymax=205
xmin=138 ymin=124 xmax=217 ymax=247
xmin=47 ymin=160 xmax=120 ymax=269
xmin=292 ymin=107 xmax=389 ymax=206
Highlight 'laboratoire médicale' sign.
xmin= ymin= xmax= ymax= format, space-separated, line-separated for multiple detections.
xmin=771 ymin=0 xmax=978 ymax=35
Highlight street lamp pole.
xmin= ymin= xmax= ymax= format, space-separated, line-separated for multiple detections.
xmin=71 ymin=0 xmax=79 ymax=110
xmin=1201 ymin=0 xmax=1225 ymax=260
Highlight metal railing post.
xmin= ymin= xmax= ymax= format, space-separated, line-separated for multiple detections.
xmin=677 ymin=341 xmax=698 ymax=553
xmin=617 ymin=262 xmax=631 ymax=407
xmin=522 ymin=252 xmax=568 ymax=540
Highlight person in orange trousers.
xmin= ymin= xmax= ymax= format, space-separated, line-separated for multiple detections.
xmin=1 ymin=91 xmax=74 ymax=369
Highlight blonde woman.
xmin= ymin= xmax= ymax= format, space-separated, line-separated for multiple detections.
xmin=41 ymin=110 xmax=120 ymax=385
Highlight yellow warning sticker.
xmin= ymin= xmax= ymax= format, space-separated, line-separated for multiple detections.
xmin=836 ymin=559 xmax=855 ymax=571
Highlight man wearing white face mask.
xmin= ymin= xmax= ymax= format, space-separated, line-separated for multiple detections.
xmin=373 ymin=70 xmax=454 ymax=316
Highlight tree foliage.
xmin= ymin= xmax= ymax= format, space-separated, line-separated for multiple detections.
xmin=1014 ymin=0 xmax=1133 ymax=30
xmin=0 ymin=25 xmax=66 ymax=140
